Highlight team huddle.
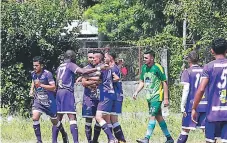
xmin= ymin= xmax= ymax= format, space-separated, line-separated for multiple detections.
xmin=29 ymin=38 xmax=227 ymax=143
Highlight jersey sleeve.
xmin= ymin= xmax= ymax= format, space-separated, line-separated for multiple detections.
xmin=46 ymin=72 xmax=55 ymax=84
xmin=202 ymin=64 xmax=210 ymax=79
xmin=157 ymin=66 xmax=167 ymax=82
xmin=68 ymin=63 xmax=80 ymax=73
xmin=180 ymin=70 xmax=190 ymax=84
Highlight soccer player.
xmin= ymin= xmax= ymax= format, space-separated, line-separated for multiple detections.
xmin=133 ymin=50 xmax=174 ymax=143
xmin=81 ymin=51 xmax=100 ymax=143
xmin=177 ymin=51 xmax=207 ymax=143
xmin=105 ymin=51 xmax=126 ymax=142
xmin=94 ymin=51 xmax=119 ymax=143
xmin=30 ymin=56 xmax=66 ymax=143
xmin=191 ymin=38 xmax=227 ymax=143
xmin=53 ymin=50 xmax=108 ymax=143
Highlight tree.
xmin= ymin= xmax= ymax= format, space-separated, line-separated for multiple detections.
xmin=1 ymin=0 xmax=83 ymax=116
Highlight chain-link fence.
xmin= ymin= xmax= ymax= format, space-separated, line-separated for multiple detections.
xmin=77 ymin=41 xmax=168 ymax=81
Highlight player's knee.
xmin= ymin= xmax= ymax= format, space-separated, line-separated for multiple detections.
xmin=95 ymin=115 xmax=102 ymax=122
xmin=182 ymin=129 xmax=190 ymax=133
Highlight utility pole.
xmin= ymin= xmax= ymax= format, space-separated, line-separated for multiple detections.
xmin=182 ymin=13 xmax=187 ymax=70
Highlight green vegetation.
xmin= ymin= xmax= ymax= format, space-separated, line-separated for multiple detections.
xmin=1 ymin=97 xmax=207 ymax=143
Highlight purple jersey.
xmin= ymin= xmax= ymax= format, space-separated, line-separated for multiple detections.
xmin=111 ymin=64 xmax=123 ymax=101
xmin=181 ymin=65 xmax=207 ymax=112
xmin=99 ymin=65 xmax=115 ymax=100
xmin=56 ymin=61 xmax=79 ymax=92
xmin=31 ymin=70 xmax=55 ymax=106
xmin=202 ymin=59 xmax=227 ymax=122
xmin=83 ymin=64 xmax=99 ymax=100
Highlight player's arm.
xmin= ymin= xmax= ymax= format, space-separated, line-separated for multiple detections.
xmin=29 ymin=80 xmax=34 ymax=96
xmin=133 ymin=80 xmax=144 ymax=99
xmin=180 ymin=70 xmax=190 ymax=113
xmin=76 ymin=76 xmax=82 ymax=83
xmin=192 ymin=78 xmax=209 ymax=110
xmin=163 ymin=81 xmax=169 ymax=102
xmin=112 ymin=72 xmax=120 ymax=82
xmin=85 ymin=76 xmax=100 ymax=81
xmin=81 ymin=77 xmax=99 ymax=87
xmin=40 ymin=83 xmax=56 ymax=91
xmin=40 ymin=72 xmax=56 ymax=91
xmin=133 ymin=66 xmax=145 ymax=99
xmin=70 ymin=63 xmax=108 ymax=75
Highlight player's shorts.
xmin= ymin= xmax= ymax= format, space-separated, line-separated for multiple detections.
xmin=32 ymin=99 xmax=57 ymax=119
xmin=182 ymin=112 xmax=206 ymax=130
xmin=111 ymin=100 xmax=123 ymax=115
xmin=147 ymin=100 xmax=162 ymax=116
xmin=56 ymin=89 xmax=76 ymax=114
xmin=97 ymin=94 xmax=116 ymax=114
xmin=82 ymin=95 xmax=99 ymax=118
xmin=205 ymin=121 xmax=227 ymax=143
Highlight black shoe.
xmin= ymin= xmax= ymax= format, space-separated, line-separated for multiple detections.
xmin=62 ymin=132 xmax=69 ymax=143
xmin=136 ymin=137 xmax=149 ymax=143
xmin=165 ymin=138 xmax=174 ymax=143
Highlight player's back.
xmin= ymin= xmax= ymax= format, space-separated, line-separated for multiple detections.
xmin=203 ymin=58 xmax=227 ymax=121
xmin=56 ymin=62 xmax=78 ymax=92
xmin=184 ymin=65 xmax=203 ymax=112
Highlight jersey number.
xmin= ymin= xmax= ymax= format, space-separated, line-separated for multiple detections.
xmin=195 ymin=73 xmax=201 ymax=88
xmin=217 ymin=69 xmax=227 ymax=89
xmin=57 ymin=66 xmax=66 ymax=79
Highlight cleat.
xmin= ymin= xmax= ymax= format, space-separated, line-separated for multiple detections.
xmin=62 ymin=132 xmax=69 ymax=143
xmin=165 ymin=138 xmax=174 ymax=143
xmin=136 ymin=137 xmax=149 ymax=143
xmin=118 ymin=141 xmax=126 ymax=143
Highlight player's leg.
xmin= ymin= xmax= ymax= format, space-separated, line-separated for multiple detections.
xmin=48 ymin=100 xmax=68 ymax=143
xmin=93 ymin=100 xmax=102 ymax=143
xmin=96 ymin=97 xmax=117 ymax=143
xmin=93 ymin=121 xmax=102 ymax=143
xmin=205 ymin=121 xmax=218 ymax=143
xmin=136 ymin=101 xmax=159 ymax=143
xmin=177 ymin=112 xmax=196 ymax=143
xmin=85 ymin=118 xmax=93 ymax=143
xmin=155 ymin=102 xmax=174 ymax=143
xmin=82 ymin=96 xmax=96 ymax=143
xmin=32 ymin=109 xmax=42 ymax=143
xmin=67 ymin=113 xmax=79 ymax=143
xmin=111 ymin=100 xmax=126 ymax=142
xmin=156 ymin=115 xmax=174 ymax=143
xmin=220 ymin=121 xmax=227 ymax=143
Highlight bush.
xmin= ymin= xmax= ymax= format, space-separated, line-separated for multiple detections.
xmin=1 ymin=0 xmax=82 ymax=116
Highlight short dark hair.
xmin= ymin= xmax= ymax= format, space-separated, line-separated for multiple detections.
xmin=108 ymin=51 xmax=117 ymax=60
xmin=93 ymin=50 xmax=104 ymax=61
xmin=187 ymin=51 xmax=199 ymax=64
xmin=33 ymin=56 xmax=44 ymax=65
xmin=64 ymin=50 xmax=76 ymax=61
xmin=87 ymin=50 xmax=93 ymax=54
xmin=144 ymin=49 xmax=155 ymax=58
xmin=211 ymin=38 xmax=227 ymax=55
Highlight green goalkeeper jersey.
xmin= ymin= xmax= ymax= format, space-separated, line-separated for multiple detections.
xmin=140 ymin=63 xmax=167 ymax=101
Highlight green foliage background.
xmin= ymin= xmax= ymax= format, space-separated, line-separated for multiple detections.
xmin=1 ymin=0 xmax=227 ymax=115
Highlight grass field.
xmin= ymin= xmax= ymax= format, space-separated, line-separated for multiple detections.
xmin=1 ymin=97 xmax=212 ymax=143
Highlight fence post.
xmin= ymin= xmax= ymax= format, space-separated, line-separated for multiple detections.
xmin=160 ymin=48 xmax=168 ymax=82
xmin=138 ymin=46 xmax=141 ymax=76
